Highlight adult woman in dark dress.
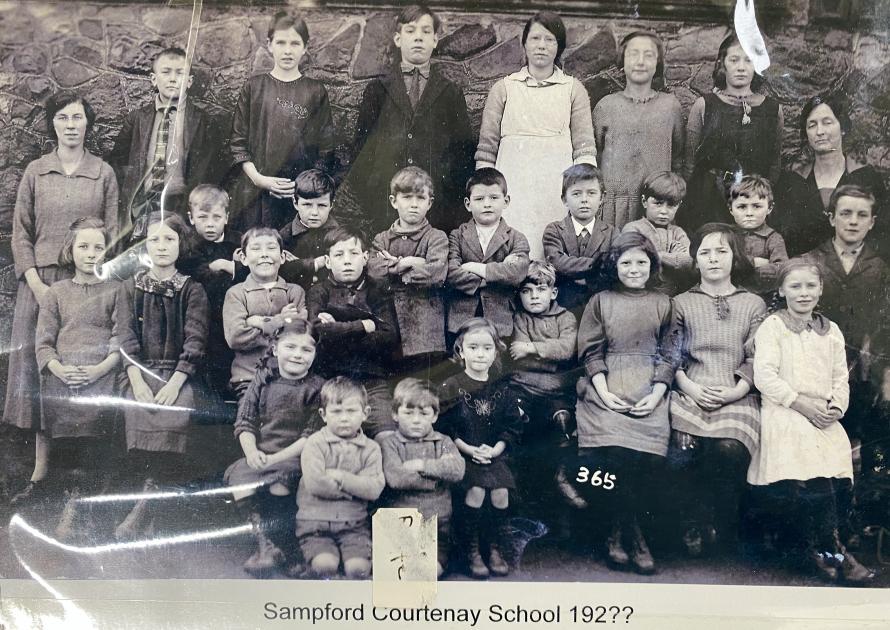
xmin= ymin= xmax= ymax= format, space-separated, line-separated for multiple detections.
xmin=774 ymin=94 xmax=887 ymax=258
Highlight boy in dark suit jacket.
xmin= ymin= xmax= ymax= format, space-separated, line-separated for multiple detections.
xmin=447 ymin=168 xmax=530 ymax=340
xmin=802 ymin=184 xmax=890 ymax=485
xmin=308 ymin=226 xmax=401 ymax=438
xmin=543 ymin=164 xmax=616 ymax=313
xmin=278 ymin=169 xmax=341 ymax=290
xmin=109 ymin=47 xmax=221 ymax=243
xmin=335 ymin=4 xmax=474 ymax=237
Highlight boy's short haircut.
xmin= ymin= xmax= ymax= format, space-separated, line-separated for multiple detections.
xmin=240 ymin=227 xmax=283 ymax=251
xmin=323 ymin=225 xmax=368 ymax=253
xmin=521 ymin=260 xmax=557 ymax=288
xmin=561 ymin=163 xmax=604 ymax=199
xmin=188 ymin=184 xmax=229 ymax=213
xmin=729 ymin=174 xmax=774 ymax=206
xmin=320 ymin=376 xmax=369 ymax=409
xmin=391 ymin=377 xmax=440 ymax=414
xmin=828 ymin=184 xmax=877 ymax=217
xmin=152 ymin=46 xmax=187 ymax=72
xmin=396 ymin=4 xmax=441 ymax=32
xmin=465 ymin=167 xmax=508 ymax=198
xmin=293 ymin=169 xmax=336 ymax=202
xmin=641 ymin=171 xmax=687 ymax=206
xmin=390 ymin=166 xmax=434 ymax=197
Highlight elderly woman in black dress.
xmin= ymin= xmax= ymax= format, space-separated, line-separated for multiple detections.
xmin=774 ymin=94 xmax=887 ymax=258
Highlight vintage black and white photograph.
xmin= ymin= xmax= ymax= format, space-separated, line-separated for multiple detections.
xmin=1 ymin=0 xmax=889 ymax=607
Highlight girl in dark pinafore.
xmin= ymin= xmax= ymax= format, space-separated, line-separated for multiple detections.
xmin=439 ymin=318 xmax=523 ymax=579
xmin=114 ymin=213 xmax=208 ymax=540
xmin=225 ymin=317 xmax=325 ymax=578
xmin=680 ymin=34 xmax=783 ymax=232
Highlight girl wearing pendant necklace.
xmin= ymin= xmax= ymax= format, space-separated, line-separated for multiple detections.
xmin=680 ymin=34 xmax=784 ymax=233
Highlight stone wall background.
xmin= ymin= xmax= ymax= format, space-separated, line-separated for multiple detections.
xmin=0 ymin=0 xmax=889 ymax=345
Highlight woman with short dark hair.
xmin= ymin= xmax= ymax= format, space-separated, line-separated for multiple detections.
xmin=5 ymin=92 xmax=118 ymax=506
xmin=475 ymin=10 xmax=596 ymax=259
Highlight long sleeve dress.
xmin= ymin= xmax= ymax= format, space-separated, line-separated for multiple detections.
xmin=681 ymin=92 xmax=783 ymax=232
xmin=229 ymin=74 xmax=336 ymax=231
xmin=668 ymin=286 xmax=766 ymax=456
xmin=475 ymin=67 xmax=596 ymax=259
xmin=35 ymin=278 xmax=122 ymax=438
xmin=575 ymin=288 xmax=674 ymax=456
xmin=4 ymin=150 xmax=118 ymax=431
xmin=593 ymin=91 xmax=684 ymax=230
xmin=118 ymin=271 xmax=208 ymax=454
xmin=438 ymin=371 xmax=523 ymax=489
xmin=747 ymin=311 xmax=853 ymax=485
xmin=224 ymin=369 xmax=325 ymax=489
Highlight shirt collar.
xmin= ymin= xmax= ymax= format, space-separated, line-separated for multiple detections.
xmin=507 ymin=66 xmax=571 ymax=86
xmin=155 ymin=95 xmax=181 ymax=112
xmin=743 ymin=224 xmax=775 ymax=237
xmin=290 ymin=216 xmax=338 ymax=237
xmin=400 ymin=61 xmax=431 ymax=79
xmin=321 ymin=426 xmax=369 ymax=445
xmin=36 ymin=149 xmax=103 ymax=179
xmin=390 ymin=218 xmax=430 ymax=237
xmin=243 ymin=274 xmax=287 ymax=291
xmin=832 ymin=238 xmax=863 ymax=259
xmin=571 ymin=216 xmax=596 ymax=236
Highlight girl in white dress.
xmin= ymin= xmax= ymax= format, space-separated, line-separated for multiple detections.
xmin=749 ymin=259 xmax=874 ymax=584
xmin=475 ymin=11 xmax=596 ymax=260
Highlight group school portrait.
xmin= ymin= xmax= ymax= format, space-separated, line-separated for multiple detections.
xmin=0 ymin=0 xmax=889 ymax=590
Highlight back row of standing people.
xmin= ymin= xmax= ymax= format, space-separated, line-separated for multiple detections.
xmin=94 ymin=8 xmax=883 ymax=261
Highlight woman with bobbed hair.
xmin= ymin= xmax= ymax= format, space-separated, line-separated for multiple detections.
xmin=773 ymin=93 xmax=887 ymax=258
xmin=5 ymin=92 xmax=119 ymax=506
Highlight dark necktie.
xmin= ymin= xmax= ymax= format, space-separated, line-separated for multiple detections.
xmin=578 ymin=228 xmax=590 ymax=253
xmin=408 ymin=68 xmax=421 ymax=109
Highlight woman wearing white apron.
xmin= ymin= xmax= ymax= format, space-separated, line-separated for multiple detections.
xmin=475 ymin=11 xmax=596 ymax=260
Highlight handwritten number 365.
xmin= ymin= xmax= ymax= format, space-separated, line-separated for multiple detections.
xmin=575 ymin=466 xmax=616 ymax=490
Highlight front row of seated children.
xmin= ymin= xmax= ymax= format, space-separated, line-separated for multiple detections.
xmin=27 ymin=159 xmax=884 ymax=584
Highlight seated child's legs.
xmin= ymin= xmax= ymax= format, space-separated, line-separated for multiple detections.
xmin=364 ymin=379 xmax=395 ymax=437
xmin=296 ymin=519 xmax=341 ymax=576
xmin=335 ymin=519 xmax=373 ymax=578
xmin=269 ymin=482 xmax=290 ymax=496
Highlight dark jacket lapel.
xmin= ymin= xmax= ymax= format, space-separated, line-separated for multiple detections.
xmin=414 ymin=65 xmax=447 ymax=116
xmin=381 ymin=64 xmax=415 ymax=121
xmin=482 ymin=220 xmax=510 ymax=262
xmin=462 ymin=222 xmax=485 ymax=261
xmin=560 ymin=216 xmax=580 ymax=255
xmin=584 ymin=221 xmax=609 ymax=257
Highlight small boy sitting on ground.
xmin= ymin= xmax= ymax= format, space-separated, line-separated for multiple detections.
xmin=297 ymin=377 xmax=385 ymax=578
xmin=379 ymin=378 xmax=465 ymax=577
